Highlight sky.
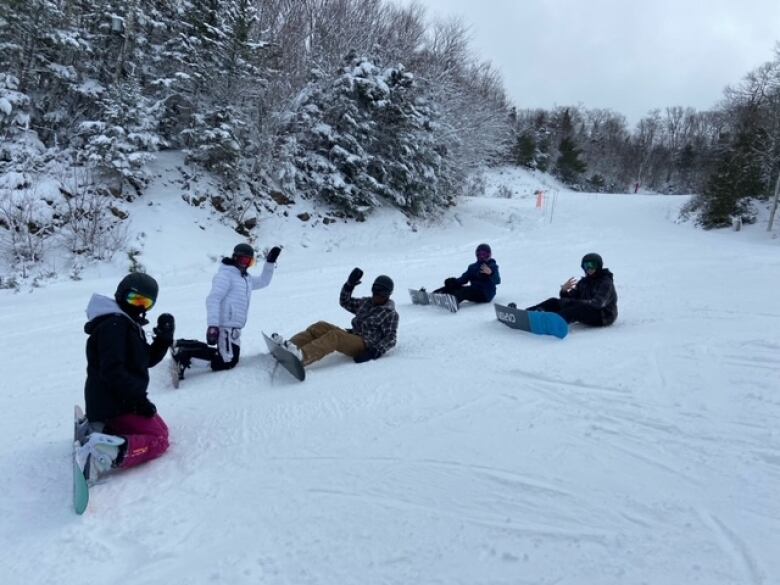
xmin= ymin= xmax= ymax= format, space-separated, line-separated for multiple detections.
xmin=405 ymin=0 xmax=780 ymax=126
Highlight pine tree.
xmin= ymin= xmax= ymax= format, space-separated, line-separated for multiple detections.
xmin=697 ymin=129 xmax=765 ymax=228
xmin=512 ymin=132 xmax=537 ymax=168
xmin=279 ymin=55 xmax=456 ymax=216
xmin=555 ymin=137 xmax=587 ymax=185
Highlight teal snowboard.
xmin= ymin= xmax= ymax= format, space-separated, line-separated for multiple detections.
xmin=73 ymin=405 xmax=89 ymax=515
xmin=495 ymin=303 xmax=569 ymax=339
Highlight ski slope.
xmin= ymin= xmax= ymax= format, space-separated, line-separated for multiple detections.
xmin=1 ymin=159 xmax=779 ymax=585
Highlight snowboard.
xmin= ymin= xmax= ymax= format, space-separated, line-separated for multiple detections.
xmin=494 ymin=303 xmax=569 ymax=339
xmin=263 ymin=332 xmax=306 ymax=382
xmin=169 ymin=345 xmax=181 ymax=389
xmin=408 ymin=288 xmax=430 ymax=305
xmin=408 ymin=288 xmax=458 ymax=313
xmin=73 ymin=405 xmax=89 ymax=515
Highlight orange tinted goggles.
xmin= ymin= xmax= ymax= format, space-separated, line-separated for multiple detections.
xmin=235 ymin=255 xmax=255 ymax=268
xmin=126 ymin=291 xmax=155 ymax=310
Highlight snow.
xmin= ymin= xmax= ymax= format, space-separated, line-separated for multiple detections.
xmin=1 ymin=158 xmax=779 ymax=584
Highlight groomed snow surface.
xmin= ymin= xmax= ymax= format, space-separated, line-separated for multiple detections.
xmin=1 ymin=160 xmax=779 ymax=585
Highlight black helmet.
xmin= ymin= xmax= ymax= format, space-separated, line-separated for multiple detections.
xmin=232 ymin=243 xmax=255 ymax=259
xmin=581 ymin=253 xmax=603 ymax=272
xmin=476 ymin=243 xmax=491 ymax=259
xmin=371 ymin=275 xmax=394 ymax=296
xmin=114 ymin=272 xmax=159 ymax=312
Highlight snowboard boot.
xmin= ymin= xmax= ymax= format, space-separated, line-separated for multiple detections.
xmin=284 ymin=341 xmax=304 ymax=362
xmin=171 ymin=341 xmax=191 ymax=381
xmin=77 ymin=433 xmax=126 ymax=482
xmin=508 ymin=302 xmax=518 ymax=309
xmin=271 ymin=333 xmax=304 ymax=361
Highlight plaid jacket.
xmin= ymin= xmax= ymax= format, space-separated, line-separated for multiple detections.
xmin=340 ymin=284 xmax=399 ymax=357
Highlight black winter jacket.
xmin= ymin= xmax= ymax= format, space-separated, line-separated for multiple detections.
xmin=560 ymin=269 xmax=618 ymax=325
xmin=454 ymin=259 xmax=501 ymax=301
xmin=83 ymin=294 xmax=168 ymax=421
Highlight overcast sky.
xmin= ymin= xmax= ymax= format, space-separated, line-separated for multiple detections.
xmin=405 ymin=0 xmax=780 ymax=125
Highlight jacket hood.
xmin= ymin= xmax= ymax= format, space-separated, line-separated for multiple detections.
xmin=84 ymin=294 xmax=140 ymax=334
xmin=221 ymin=257 xmax=246 ymax=275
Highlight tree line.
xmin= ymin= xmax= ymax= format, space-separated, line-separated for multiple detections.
xmin=0 ymin=0 xmax=778 ymax=276
xmin=509 ymin=47 xmax=780 ymax=229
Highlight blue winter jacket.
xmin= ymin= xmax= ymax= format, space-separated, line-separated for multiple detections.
xmin=455 ymin=259 xmax=501 ymax=301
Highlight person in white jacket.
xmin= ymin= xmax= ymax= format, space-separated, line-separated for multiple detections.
xmin=172 ymin=243 xmax=281 ymax=381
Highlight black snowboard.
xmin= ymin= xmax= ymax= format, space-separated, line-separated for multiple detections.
xmin=263 ymin=332 xmax=306 ymax=381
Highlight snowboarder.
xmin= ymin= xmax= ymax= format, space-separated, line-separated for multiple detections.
xmin=430 ymin=243 xmax=501 ymax=305
xmin=274 ymin=268 xmax=399 ymax=366
xmin=79 ymin=272 xmax=174 ymax=479
xmin=171 ymin=243 xmax=281 ymax=380
xmin=521 ymin=252 xmax=618 ymax=326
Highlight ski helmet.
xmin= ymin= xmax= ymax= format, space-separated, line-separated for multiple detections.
xmin=371 ymin=275 xmax=394 ymax=297
xmin=475 ymin=243 xmax=491 ymax=259
xmin=232 ymin=243 xmax=255 ymax=259
xmin=114 ymin=272 xmax=159 ymax=311
xmin=581 ymin=253 xmax=603 ymax=272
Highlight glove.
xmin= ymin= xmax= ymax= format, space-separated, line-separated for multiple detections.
xmin=444 ymin=277 xmax=458 ymax=289
xmin=346 ymin=267 xmax=363 ymax=288
xmin=136 ymin=397 xmax=157 ymax=418
xmin=206 ymin=326 xmax=220 ymax=346
xmin=354 ymin=347 xmax=379 ymax=364
xmin=153 ymin=313 xmax=175 ymax=345
xmin=266 ymin=246 xmax=282 ymax=263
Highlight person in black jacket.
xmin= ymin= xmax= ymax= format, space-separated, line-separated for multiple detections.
xmin=523 ymin=253 xmax=618 ymax=326
xmin=78 ymin=273 xmax=174 ymax=480
xmin=431 ymin=243 xmax=501 ymax=305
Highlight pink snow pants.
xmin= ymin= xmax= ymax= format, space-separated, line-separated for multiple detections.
xmin=104 ymin=413 xmax=169 ymax=469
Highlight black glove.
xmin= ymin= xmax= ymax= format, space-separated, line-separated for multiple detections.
xmin=444 ymin=277 xmax=458 ymax=289
xmin=266 ymin=246 xmax=282 ymax=263
xmin=354 ymin=347 xmax=379 ymax=364
xmin=206 ymin=326 xmax=220 ymax=345
xmin=153 ymin=313 xmax=175 ymax=345
xmin=136 ymin=397 xmax=157 ymax=418
xmin=346 ymin=267 xmax=363 ymax=288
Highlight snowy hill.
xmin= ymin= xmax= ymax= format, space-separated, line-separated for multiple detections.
xmin=1 ymin=163 xmax=779 ymax=585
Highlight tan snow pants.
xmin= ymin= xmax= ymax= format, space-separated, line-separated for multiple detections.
xmin=290 ymin=321 xmax=366 ymax=366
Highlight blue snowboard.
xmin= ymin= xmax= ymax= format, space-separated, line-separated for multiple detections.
xmin=494 ymin=303 xmax=569 ymax=339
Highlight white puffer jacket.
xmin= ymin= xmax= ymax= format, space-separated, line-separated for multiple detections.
xmin=206 ymin=260 xmax=275 ymax=329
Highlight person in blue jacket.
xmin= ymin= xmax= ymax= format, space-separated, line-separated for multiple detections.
xmin=431 ymin=243 xmax=501 ymax=305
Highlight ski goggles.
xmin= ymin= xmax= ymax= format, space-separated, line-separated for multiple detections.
xmin=476 ymin=250 xmax=491 ymax=261
xmin=235 ymin=255 xmax=256 ymax=269
xmin=125 ymin=291 xmax=155 ymax=310
xmin=581 ymin=261 xmax=598 ymax=272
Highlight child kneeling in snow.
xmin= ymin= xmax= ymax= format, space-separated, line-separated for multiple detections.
xmin=79 ymin=273 xmax=174 ymax=479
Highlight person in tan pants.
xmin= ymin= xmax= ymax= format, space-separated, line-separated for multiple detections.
xmin=277 ymin=268 xmax=399 ymax=367
xmin=289 ymin=321 xmax=366 ymax=365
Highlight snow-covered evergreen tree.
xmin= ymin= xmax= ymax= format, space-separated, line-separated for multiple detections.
xmin=279 ymin=55 xmax=456 ymax=216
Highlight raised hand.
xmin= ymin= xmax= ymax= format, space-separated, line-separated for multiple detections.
xmin=266 ymin=246 xmax=282 ymax=263
xmin=561 ymin=277 xmax=578 ymax=293
xmin=346 ymin=267 xmax=363 ymax=287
